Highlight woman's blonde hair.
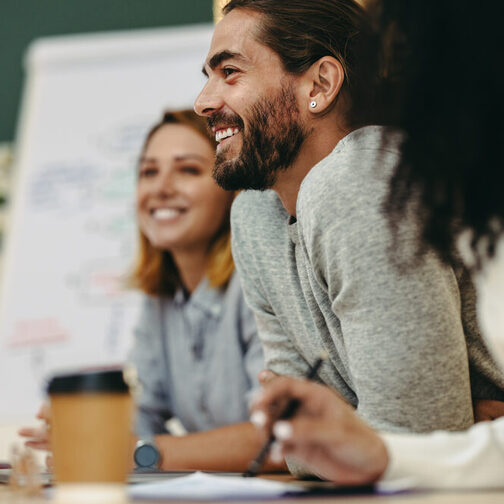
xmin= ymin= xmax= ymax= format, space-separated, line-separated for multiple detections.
xmin=129 ymin=109 xmax=234 ymax=297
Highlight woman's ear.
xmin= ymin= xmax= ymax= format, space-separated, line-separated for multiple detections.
xmin=305 ymin=56 xmax=345 ymax=114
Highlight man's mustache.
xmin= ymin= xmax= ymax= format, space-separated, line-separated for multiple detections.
xmin=207 ymin=111 xmax=245 ymax=132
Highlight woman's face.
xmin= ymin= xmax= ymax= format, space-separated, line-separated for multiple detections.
xmin=136 ymin=123 xmax=233 ymax=255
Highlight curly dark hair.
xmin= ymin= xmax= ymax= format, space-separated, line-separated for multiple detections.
xmin=381 ymin=0 xmax=504 ymax=267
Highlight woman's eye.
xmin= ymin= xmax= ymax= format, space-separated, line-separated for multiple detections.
xmin=181 ymin=166 xmax=200 ymax=175
xmin=139 ymin=167 xmax=157 ymax=178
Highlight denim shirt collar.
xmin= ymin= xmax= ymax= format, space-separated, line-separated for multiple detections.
xmin=172 ymin=276 xmax=223 ymax=319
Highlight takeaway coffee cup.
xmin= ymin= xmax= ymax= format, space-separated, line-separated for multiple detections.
xmin=48 ymin=368 xmax=132 ymax=491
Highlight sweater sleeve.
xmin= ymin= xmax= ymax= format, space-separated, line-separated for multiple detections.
xmin=232 ymin=273 xmax=266 ymax=404
xmin=298 ymin=147 xmax=475 ymax=432
xmin=381 ymin=418 xmax=504 ymax=489
xmin=231 ymin=192 xmax=310 ymax=379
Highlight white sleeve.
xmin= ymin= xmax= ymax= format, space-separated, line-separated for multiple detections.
xmin=380 ymin=417 xmax=504 ymax=489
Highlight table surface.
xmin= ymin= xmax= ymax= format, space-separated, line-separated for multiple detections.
xmin=1 ymin=480 xmax=504 ymax=504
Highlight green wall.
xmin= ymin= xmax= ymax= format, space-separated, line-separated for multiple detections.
xmin=0 ymin=0 xmax=214 ymax=143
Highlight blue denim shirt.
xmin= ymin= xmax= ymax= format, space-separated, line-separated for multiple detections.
xmin=129 ymin=272 xmax=263 ymax=435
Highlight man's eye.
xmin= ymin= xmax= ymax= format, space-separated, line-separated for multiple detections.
xmin=223 ymin=67 xmax=238 ymax=77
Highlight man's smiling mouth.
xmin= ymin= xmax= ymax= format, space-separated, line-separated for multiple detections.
xmin=215 ymin=127 xmax=240 ymax=143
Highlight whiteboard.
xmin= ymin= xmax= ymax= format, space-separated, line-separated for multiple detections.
xmin=0 ymin=24 xmax=214 ymax=420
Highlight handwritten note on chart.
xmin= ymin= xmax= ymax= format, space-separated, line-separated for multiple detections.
xmin=0 ymin=25 xmax=213 ymax=420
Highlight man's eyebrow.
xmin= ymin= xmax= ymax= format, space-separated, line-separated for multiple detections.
xmin=202 ymin=50 xmax=245 ymax=76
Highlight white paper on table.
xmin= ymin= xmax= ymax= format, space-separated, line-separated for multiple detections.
xmin=128 ymin=471 xmax=307 ymax=500
xmin=376 ymin=477 xmax=417 ymax=494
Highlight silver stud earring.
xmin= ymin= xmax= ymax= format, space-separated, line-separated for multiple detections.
xmin=310 ymin=101 xmax=317 ymax=109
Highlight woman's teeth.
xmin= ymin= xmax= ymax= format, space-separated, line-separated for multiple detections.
xmin=153 ymin=208 xmax=182 ymax=219
xmin=215 ymin=127 xmax=240 ymax=142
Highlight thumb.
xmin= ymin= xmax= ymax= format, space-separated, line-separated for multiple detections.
xmin=258 ymin=369 xmax=278 ymax=386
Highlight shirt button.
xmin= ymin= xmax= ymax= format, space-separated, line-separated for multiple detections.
xmin=199 ymin=397 xmax=207 ymax=412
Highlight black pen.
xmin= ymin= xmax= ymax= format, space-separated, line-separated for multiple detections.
xmin=243 ymin=352 xmax=328 ymax=478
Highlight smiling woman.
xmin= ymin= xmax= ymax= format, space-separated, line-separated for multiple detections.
xmin=132 ymin=110 xmax=234 ymax=296
xmin=19 ymin=110 xmax=285 ymax=474
xmin=124 ymin=109 xmax=284 ymax=472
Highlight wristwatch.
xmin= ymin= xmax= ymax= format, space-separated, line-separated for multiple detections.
xmin=134 ymin=438 xmax=161 ymax=469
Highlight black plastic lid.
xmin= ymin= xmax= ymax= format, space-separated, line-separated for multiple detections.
xmin=47 ymin=369 xmax=129 ymax=395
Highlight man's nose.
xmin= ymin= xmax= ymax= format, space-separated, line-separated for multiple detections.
xmin=194 ymin=80 xmax=223 ymax=117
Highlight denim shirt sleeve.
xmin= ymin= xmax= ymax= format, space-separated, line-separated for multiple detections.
xmin=129 ymin=273 xmax=265 ymax=435
xmin=237 ymin=280 xmax=264 ymax=406
xmin=129 ymin=296 xmax=173 ymax=436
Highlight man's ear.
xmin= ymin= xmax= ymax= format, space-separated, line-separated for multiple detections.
xmin=304 ymin=56 xmax=345 ymax=114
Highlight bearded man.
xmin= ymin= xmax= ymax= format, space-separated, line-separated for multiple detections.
xmin=194 ymin=0 xmax=504 ymax=471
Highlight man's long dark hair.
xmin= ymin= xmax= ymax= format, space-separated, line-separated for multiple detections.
xmin=222 ymin=0 xmax=382 ymax=128
xmin=381 ymin=1 xmax=504 ymax=266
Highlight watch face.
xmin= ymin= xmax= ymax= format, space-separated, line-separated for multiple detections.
xmin=134 ymin=442 xmax=160 ymax=468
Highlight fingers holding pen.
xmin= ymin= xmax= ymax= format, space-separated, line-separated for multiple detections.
xmin=272 ymin=416 xmax=342 ymax=453
xmin=249 ymin=376 xmax=389 ymax=484
xmin=249 ymin=376 xmax=338 ymax=460
xmin=270 ymin=414 xmax=389 ymax=485
xmin=251 ymin=376 xmax=337 ymax=428
xmin=250 ymin=377 xmax=298 ymax=435
xmin=266 ymin=416 xmax=355 ymax=481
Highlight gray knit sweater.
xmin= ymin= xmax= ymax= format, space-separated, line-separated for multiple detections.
xmin=231 ymin=126 xmax=504 ymax=434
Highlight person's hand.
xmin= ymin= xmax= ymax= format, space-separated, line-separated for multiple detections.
xmin=257 ymin=369 xmax=279 ymax=386
xmin=18 ymin=403 xmax=51 ymax=452
xmin=250 ymin=377 xmax=388 ymax=485
xmin=474 ymin=399 xmax=504 ymax=422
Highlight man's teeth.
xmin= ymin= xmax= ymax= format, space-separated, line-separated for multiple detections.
xmin=215 ymin=127 xmax=240 ymax=142
xmin=153 ymin=208 xmax=182 ymax=219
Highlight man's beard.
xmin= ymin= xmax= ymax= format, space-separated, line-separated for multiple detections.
xmin=210 ymin=86 xmax=309 ymax=191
